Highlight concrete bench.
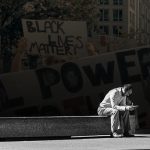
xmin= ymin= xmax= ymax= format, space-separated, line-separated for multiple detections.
xmin=0 ymin=116 xmax=111 ymax=138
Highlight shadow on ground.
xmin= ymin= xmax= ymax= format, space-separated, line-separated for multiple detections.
xmin=0 ymin=134 xmax=149 ymax=142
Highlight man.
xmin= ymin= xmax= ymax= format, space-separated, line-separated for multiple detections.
xmin=97 ymin=84 xmax=135 ymax=138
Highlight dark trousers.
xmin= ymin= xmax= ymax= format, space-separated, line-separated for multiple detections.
xmin=98 ymin=107 xmax=131 ymax=133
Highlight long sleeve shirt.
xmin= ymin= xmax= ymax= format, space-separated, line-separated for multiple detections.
xmin=99 ymin=87 xmax=127 ymax=111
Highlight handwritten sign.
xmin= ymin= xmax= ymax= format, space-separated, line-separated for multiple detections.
xmin=1 ymin=46 xmax=150 ymax=128
xmin=22 ymin=19 xmax=88 ymax=57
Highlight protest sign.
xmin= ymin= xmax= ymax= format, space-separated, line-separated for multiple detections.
xmin=22 ymin=19 xmax=88 ymax=57
xmin=0 ymin=46 xmax=150 ymax=128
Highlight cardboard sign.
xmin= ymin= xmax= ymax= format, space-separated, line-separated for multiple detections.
xmin=22 ymin=19 xmax=88 ymax=57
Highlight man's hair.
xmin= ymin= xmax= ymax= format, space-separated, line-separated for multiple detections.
xmin=123 ymin=84 xmax=132 ymax=93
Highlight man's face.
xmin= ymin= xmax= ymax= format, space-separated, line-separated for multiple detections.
xmin=125 ymin=89 xmax=132 ymax=96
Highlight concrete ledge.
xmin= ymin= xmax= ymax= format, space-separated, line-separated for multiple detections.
xmin=0 ymin=116 xmax=111 ymax=138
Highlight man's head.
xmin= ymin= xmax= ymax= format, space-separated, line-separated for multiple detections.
xmin=122 ymin=84 xmax=132 ymax=96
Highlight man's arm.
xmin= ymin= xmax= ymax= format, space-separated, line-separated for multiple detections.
xmin=110 ymin=90 xmax=126 ymax=111
xmin=110 ymin=93 xmax=134 ymax=111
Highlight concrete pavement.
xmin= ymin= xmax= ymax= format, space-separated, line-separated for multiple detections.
xmin=0 ymin=133 xmax=149 ymax=150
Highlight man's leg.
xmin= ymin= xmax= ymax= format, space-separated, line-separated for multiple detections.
xmin=120 ymin=110 xmax=131 ymax=133
xmin=120 ymin=110 xmax=134 ymax=137
xmin=101 ymin=108 xmax=120 ymax=133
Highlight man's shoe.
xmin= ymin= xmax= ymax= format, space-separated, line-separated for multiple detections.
xmin=110 ymin=132 xmax=123 ymax=138
xmin=123 ymin=133 xmax=135 ymax=137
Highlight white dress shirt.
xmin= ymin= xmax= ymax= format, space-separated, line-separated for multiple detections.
xmin=100 ymin=87 xmax=127 ymax=111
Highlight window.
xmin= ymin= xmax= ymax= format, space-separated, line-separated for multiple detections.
xmin=130 ymin=11 xmax=135 ymax=26
xmin=113 ymin=9 xmax=123 ymax=21
xmin=130 ymin=11 xmax=132 ymax=24
xmin=99 ymin=0 xmax=109 ymax=4
xmin=113 ymin=0 xmax=123 ymax=5
xmin=99 ymin=26 xmax=109 ymax=35
xmin=113 ymin=26 xmax=122 ymax=36
xmin=130 ymin=0 xmax=135 ymax=8
xmin=100 ymin=9 xmax=109 ymax=21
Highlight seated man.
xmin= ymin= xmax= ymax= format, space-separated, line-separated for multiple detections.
xmin=97 ymin=84 xmax=135 ymax=138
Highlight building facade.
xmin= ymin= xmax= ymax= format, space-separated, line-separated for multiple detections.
xmin=95 ymin=0 xmax=150 ymax=46
xmin=138 ymin=0 xmax=150 ymax=45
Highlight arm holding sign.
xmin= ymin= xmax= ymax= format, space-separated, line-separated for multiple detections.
xmin=11 ymin=37 xmax=27 ymax=72
xmin=86 ymin=42 xmax=98 ymax=56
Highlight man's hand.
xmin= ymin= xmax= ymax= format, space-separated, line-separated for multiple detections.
xmin=125 ymin=106 xmax=135 ymax=111
xmin=16 ymin=37 xmax=27 ymax=54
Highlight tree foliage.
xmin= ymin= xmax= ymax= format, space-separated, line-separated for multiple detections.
xmin=0 ymin=0 xmax=27 ymax=47
xmin=0 ymin=0 xmax=99 ymax=47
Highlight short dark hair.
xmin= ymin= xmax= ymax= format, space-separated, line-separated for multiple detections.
xmin=123 ymin=84 xmax=132 ymax=93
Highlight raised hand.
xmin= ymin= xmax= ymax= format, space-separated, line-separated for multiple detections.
xmin=16 ymin=37 xmax=27 ymax=54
